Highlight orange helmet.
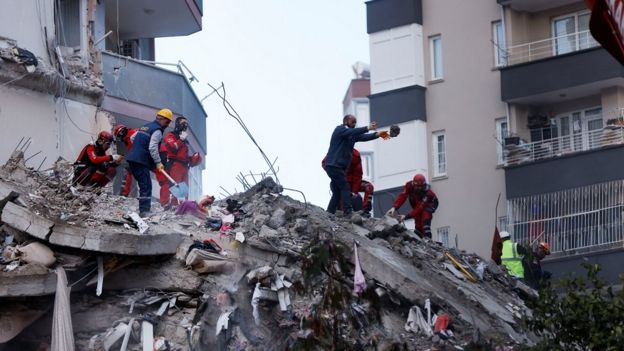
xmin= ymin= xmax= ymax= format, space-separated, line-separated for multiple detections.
xmin=113 ymin=124 xmax=128 ymax=139
xmin=539 ymin=242 xmax=551 ymax=255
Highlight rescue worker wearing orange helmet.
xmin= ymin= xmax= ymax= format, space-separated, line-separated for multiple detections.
xmin=386 ymin=173 xmax=439 ymax=239
xmin=155 ymin=116 xmax=202 ymax=207
xmin=523 ymin=241 xmax=551 ymax=289
xmin=73 ymin=131 xmax=124 ymax=188
xmin=113 ymin=124 xmax=138 ymax=197
xmin=126 ymin=108 xmax=172 ymax=217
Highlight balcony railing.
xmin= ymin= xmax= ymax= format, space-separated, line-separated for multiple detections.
xmin=503 ymin=126 xmax=624 ymax=166
xmin=508 ymin=180 xmax=624 ymax=256
xmin=503 ymin=30 xmax=599 ymax=66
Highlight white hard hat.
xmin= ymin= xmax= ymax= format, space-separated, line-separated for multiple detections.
xmin=500 ymin=231 xmax=510 ymax=239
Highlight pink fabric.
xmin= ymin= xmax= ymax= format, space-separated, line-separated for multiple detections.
xmin=353 ymin=243 xmax=366 ymax=294
xmin=175 ymin=201 xmax=206 ymax=220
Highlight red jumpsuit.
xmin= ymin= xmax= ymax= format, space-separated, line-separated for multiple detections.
xmin=157 ymin=132 xmax=201 ymax=206
xmin=74 ymin=143 xmax=117 ymax=187
xmin=346 ymin=149 xmax=374 ymax=211
xmin=393 ymin=182 xmax=439 ymax=238
xmin=120 ymin=128 xmax=138 ymax=197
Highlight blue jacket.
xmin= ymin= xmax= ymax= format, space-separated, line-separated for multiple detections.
xmin=324 ymin=125 xmax=378 ymax=169
xmin=126 ymin=120 xmax=164 ymax=168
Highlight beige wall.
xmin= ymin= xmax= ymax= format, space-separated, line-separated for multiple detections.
xmin=422 ymin=0 xmax=507 ymax=257
xmin=0 ymin=85 xmax=110 ymax=169
xmin=0 ymin=0 xmax=55 ymax=59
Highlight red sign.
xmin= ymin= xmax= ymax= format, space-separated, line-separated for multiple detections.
xmin=586 ymin=0 xmax=624 ymax=64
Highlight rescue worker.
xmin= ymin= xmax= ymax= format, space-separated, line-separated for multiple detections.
xmin=386 ymin=174 xmax=439 ymax=239
xmin=156 ymin=116 xmax=202 ymax=207
xmin=126 ymin=108 xmax=173 ymax=217
xmin=499 ymin=231 xmax=528 ymax=279
xmin=73 ymin=131 xmax=123 ymax=188
xmin=523 ymin=241 xmax=551 ymax=289
xmin=324 ymin=115 xmax=390 ymax=216
xmin=320 ymin=148 xmax=375 ymax=214
xmin=113 ymin=124 xmax=138 ymax=197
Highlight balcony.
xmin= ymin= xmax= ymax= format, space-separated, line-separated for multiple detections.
xmin=101 ymin=52 xmax=207 ymax=152
xmin=500 ymin=32 xmax=624 ymax=104
xmin=106 ymin=0 xmax=202 ymax=40
xmin=497 ymin=0 xmax=580 ymax=12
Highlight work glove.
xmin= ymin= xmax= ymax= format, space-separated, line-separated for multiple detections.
xmin=398 ymin=215 xmax=406 ymax=222
xmin=179 ymin=131 xmax=188 ymax=141
xmin=156 ymin=163 xmax=165 ymax=172
xmin=111 ymin=154 xmax=121 ymax=161
xmin=386 ymin=207 xmax=396 ymax=216
xmin=378 ymin=131 xmax=391 ymax=140
xmin=368 ymin=121 xmax=377 ymax=131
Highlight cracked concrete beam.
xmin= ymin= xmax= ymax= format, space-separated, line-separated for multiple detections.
xmin=50 ymin=223 xmax=185 ymax=255
xmin=0 ymin=181 xmax=20 ymax=212
xmin=103 ymin=260 xmax=203 ymax=293
xmin=0 ymin=268 xmax=57 ymax=297
xmin=1 ymin=202 xmax=53 ymax=240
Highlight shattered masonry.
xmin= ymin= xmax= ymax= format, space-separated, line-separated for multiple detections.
xmin=0 ymin=151 xmax=535 ymax=350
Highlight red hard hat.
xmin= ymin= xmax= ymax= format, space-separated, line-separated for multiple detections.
xmin=413 ymin=173 xmax=426 ymax=186
xmin=539 ymin=242 xmax=551 ymax=254
xmin=113 ymin=124 xmax=128 ymax=138
xmin=97 ymin=131 xmax=114 ymax=143
xmin=191 ymin=152 xmax=202 ymax=166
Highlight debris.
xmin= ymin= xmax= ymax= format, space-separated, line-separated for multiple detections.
xmin=127 ymin=211 xmax=149 ymax=234
xmin=51 ymin=267 xmax=75 ymax=351
xmin=102 ymin=322 xmax=128 ymax=351
xmin=353 ymin=241 xmax=366 ymax=295
xmin=96 ymin=256 xmax=104 ymax=296
xmin=141 ymin=320 xmax=154 ymax=351
xmin=405 ymin=306 xmax=433 ymax=337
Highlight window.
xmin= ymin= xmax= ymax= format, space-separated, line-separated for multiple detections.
xmin=56 ymin=0 xmax=82 ymax=48
xmin=430 ymin=35 xmax=443 ymax=80
xmin=437 ymin=226 xmax=450 ymax=247
xmin=492 ymin=21 xmax=506 ymax=66
xmin=553 ymin=11 xmax=592 ymax=55
xmin=360 ymin=152 xmax=374 ymax=180
xmin=495 ymin=118 xmax=508 ymax=164
xmin=432 ymin=131 xmax=447 ymax=177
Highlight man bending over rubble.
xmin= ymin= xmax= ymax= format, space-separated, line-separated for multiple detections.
xmin=387 ymin=174 xmax=439 ymax=239
xmin=113 ymin=124 xmax=138 ymax=197
xmin=73 ymin=131 xmax=124 ymax=188
xmin=324 ymin=115 xmax=390 ymax=216
xmin=126 ymin=108 xmax=173 ymax=217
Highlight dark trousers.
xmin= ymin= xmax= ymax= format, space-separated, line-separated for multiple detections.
xmin=325 ymin=165 xmax=352 ymax=215
xmin=128 ymin=161 xmax=152 ymax=213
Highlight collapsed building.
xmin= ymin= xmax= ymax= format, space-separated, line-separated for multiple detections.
xmin=0 ymin=150 xmax=536 ymax=350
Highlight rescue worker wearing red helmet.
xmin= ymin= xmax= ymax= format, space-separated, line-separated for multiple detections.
xmin=386 ymin=173 xmax=439 ymax=239
xmin=155 ymin=116 xmax=202 ymax=207
xmin=523 ymin=241 xmax=551 ymax=289
xmin=113 ymin=124 xmax=139 ymax=197
xmin=73 ymin=131 xmax=124 ymax=188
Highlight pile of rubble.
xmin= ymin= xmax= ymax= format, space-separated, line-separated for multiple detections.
xmin=0 ymin=151 xmax=535 ymax=350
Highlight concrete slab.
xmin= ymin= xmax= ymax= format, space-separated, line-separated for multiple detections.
xmin=103 ymin=260 xmax=203 ymax=293
xmin=0 ymin=264 xmax=57 ymax=297
xmin=1 ymin=202 xmax=53 ymax=240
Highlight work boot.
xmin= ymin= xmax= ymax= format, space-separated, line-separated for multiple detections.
xmin=139 ymin=211 xmax=153 ymax=218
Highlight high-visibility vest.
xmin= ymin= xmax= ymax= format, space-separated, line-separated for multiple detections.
xmin=501 ymin=240 xmax=524 ymax=279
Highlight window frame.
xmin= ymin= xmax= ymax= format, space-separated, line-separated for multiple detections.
xmin=429 ymin=34 xmax=443 ymax=80
xmin=492 ymin=21 xmax=507 ymax=67
xmin=495 ymin=117 xmax=509 ymax=165
xmin=432 ymin=130 xmax=447 ymax=177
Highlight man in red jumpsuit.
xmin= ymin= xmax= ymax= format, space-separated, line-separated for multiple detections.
xmin=156 ymin=117 xmax=202 ymax=207
xmin=321 ymin=148 xmax=375 ymax=214
xmin=73 ymin=131 xmax=123 ymax=188
xmin=113 ymin=124 xmax=138 ymax=197
xmin=386 ymin=174 xmax=439 ymax=239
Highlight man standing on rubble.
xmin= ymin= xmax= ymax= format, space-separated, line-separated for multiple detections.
xmin=523 ymin=241 xmax=551 ymax=289
xmin=499 ymin=231 xmax=527 ymax=280
xmin=113 ymin=124 xmax=138 ymax=197
xmin=156 ymin=116 xmax=201 ymax=208
xmin=324 ymin=115 xmax=390 ymax=216
xmin=126 ymin=108 xmax=173 ymax=217
xmin=386 ymin=174 xmax=439 ymax=239
xmin=73 ymin=131 xmax=124 ymax=188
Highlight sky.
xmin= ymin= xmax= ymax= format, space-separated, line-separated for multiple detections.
xmin=156 ymin=1 xmax=370 ymax=207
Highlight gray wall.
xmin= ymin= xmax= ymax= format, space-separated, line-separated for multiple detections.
xmin=543 ymin=248 xmax=624 ymax=285
xmin=366 ymin=0 xmax=422 ymax=34
xmin=102 ymin=52 xmax=207 ymax=151
xmin=372 ymin=185 xmax=413 ymax=217
xmin=501 ymin=48 xmax=624 ymax=102
xmin=369 ymin=85 xmax=427 ymax=127
xmin=505 ymin=144 xmax=624 ymax=198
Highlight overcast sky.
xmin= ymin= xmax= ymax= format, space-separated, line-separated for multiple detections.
xmin=156 ymin=1 xmax=370 ymax=207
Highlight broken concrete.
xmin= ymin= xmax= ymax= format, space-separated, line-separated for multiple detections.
xmin=1 ymin=201 xmax=54 ymax=241
xmin=0 ymin=264 xmax=57 ymax=296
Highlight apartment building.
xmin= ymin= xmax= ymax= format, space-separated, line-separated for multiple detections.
xmin=367 ymin=0 xmax=624 ymax=282
xmin=0 ymin=0 xmax=206 ymax=200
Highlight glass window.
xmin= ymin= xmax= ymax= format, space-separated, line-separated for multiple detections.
xmin=432 ymin=131 xmax=447 ymax=177
xmin=553 ymin=11 xmax=594 ymax=55
xmin=430 ymin=35 xmax=443 ymax=80
xmin=496 ymin=118 xmax=508 ymax=164
xmin=493 ymin=21 xmax=506 ymax=66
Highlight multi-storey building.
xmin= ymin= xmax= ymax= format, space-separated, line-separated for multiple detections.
xmin=0 ymin=0 xmax=206 ymax=200
xmin=366 ymin=0 xmax=624 ymax=282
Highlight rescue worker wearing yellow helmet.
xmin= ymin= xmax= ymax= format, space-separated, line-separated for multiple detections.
xmin=499 ymin=231 xmax=528 ymax=279
xmin=126 ymin=108 xmax=173 ymax=217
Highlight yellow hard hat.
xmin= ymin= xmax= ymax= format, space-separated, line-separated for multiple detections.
xmin=157 ymin=108 xmax=173 ymax=121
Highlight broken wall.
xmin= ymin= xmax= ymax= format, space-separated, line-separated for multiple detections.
xmin=0 ymin=0 xmax=55 ymax=60
xmin=0 ymin=85 xmax=110 ymax=169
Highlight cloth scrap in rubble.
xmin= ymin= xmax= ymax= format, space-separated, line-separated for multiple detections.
xmin=405 ymin=306 xmax=433 ymax=337
xmin=353 ymin=242 xmax=366 ymax=295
